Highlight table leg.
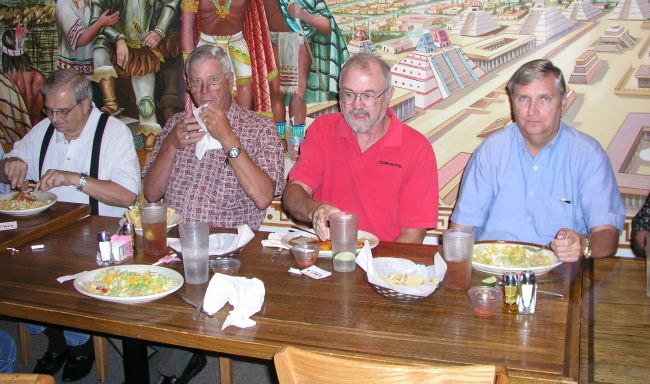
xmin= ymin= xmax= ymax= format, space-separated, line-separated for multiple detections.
xmin=122 ymin=338 xmax=150 ymax=384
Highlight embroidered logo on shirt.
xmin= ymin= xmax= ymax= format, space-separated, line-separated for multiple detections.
xmin=378 ymin=160 xmax=402 ymax=168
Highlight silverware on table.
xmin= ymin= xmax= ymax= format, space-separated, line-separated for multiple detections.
xmin=191 ymin=298 xmax=204 ymax=320
xmin=537 ymin=290 xmax=565 ymax=299
xmin=174 ymin=293 xmax=212 ymax=319
xmin=271 ymin=247 xmax=286 ymax=262
xmin=290 ymin=226 xmax=317 ymax=236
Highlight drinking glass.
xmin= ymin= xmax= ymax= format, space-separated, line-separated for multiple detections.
xmin=180 ymin=222 xmax=209 ymax=285
xmin=442 ymin=228 xmax=474 ymax=290
xmin=141 ymin=203 xmax=168 ymax=257
xmin=330 ymin=212 xmax=358 ymax=272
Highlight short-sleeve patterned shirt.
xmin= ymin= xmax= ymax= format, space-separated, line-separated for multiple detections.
xmin=144 ymin=102 xmax=285 ymax=229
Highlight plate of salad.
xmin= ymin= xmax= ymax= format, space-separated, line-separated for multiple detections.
xmin=472 ymin=241 xmax=561 ymax=275
xmin=74 ymin=265 xmax=183 ymax=304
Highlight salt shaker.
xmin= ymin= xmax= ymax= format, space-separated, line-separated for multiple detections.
xmin=518 ymin=270 xmax=537 ymax=314
xmin=96 ymin=231 xmax=112 ymax=266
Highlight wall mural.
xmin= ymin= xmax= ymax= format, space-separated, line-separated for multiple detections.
xmin=1 ymin=0 xmax=648 ymax=254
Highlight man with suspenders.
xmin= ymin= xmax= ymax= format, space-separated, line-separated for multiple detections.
xmin=0 ymin=69 xmax=140 ymax=381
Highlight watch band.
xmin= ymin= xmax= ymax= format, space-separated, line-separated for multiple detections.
xmin=581 ymin=236 xmax=592 ymax=258
xmin=77 ymin=173 xmax=88 ymax=192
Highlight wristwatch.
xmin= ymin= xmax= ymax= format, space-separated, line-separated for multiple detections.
xmin=581 ymin=235 xmax=592 ymax=258
xmin=226 ymin=146 xmax=242 ymax=159
xmin=77 ymin=173 xmax=88 ymax=192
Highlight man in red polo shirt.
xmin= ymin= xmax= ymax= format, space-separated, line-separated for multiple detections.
xmin=283 ymin=53 xmax=439 ymax=243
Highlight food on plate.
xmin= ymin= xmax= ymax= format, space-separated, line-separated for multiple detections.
xmin=288 ymin=236 xmax=368 ymax=251
xmin=473 ymin=243 xmax=554 ymax=268
xmin=0 ymin=192 xmax=52 ymax=210
xmin=81 ymin=267 xmax=180 ymax=297
xmin=124 ymin=205 xmax=176 ymax=229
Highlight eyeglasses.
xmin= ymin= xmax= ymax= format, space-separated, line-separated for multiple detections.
xmin=339 ymin=87 xmax=389 ymax=106
xmin=187 ymin=75 xmax=225 ymax=93
xmin=42 ymin=102 xmax=81 ymax=119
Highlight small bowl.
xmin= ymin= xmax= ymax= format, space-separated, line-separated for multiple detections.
xmin=290 ymin=243 xmax=319 ymax=268
xmin=467 ymin=286 xmax=502 ymax=317
xmin=210 ymin=259 xmax=241 ymax=275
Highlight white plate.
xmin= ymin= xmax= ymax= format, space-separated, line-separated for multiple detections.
xmin=119 ymin=213 xmax=182 ymax=236
xmin=470 ymin=241 xmax=562 ymax=275
xmin=281 ymin=230 xmax=379 ymax=256
xmin=0 ymin=191 xmax=57 ymax=217
xmin=73 ymin=265 xmax=184 ymax=304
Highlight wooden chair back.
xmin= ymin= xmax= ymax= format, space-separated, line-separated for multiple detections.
xmin=0 ymin=373 xmax=55 ymax=384
xmin=274 ymin=346 xmax=508 ymax=384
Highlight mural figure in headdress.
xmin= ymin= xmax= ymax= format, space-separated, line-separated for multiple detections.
xmin=1 ymin=25 xmax=45 ymax=128
xmin=91 ymin=0 xmax=181 ymax=149
xmin=264 ymin=0 xmax=349 ymax=160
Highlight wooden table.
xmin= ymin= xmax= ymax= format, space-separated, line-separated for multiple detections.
xmin=0 ymin=216 xmax=586 ymax=383
xmin=580 ymin=257 xmax=650 ymax=384
xmin=0 ymin=202 xmax=89 ymax=251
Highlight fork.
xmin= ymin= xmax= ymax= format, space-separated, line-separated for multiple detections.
xmin=191 ymin=298 xmax=204 ymax=320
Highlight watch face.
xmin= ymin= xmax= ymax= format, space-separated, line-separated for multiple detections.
xmin=228 ymin=147 xmax=241 ymax=158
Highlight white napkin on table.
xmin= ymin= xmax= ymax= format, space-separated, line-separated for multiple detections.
xmin=261 ymin=232 xmax=290 ymax=249
xmin=356 ymin=242 xmax=447 ymax=297
xmin=203 ymin=273 xmax=265 ymax=330
xmin=192 ymin=104 xmax=222 ymax=160
xmin=167 ymin=224 xmax=254 ymax=255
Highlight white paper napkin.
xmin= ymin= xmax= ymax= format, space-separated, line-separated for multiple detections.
xmin=192 ymin=104 xmax=222 ymax=160
xmin=261 ymin=232 xmax=290 ymax=249
xmin=203 ymin=273 xmax=265 ymax=330
xmin=356 ymin=242 xmax=447 ymax=297
xmin=168 ymin=224 xmax=254 ymax=255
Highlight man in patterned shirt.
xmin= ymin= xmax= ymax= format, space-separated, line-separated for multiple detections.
xmin=143 ymin=44 xmax=284 ymax=230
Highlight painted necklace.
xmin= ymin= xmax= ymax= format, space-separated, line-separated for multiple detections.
xmin=210 ymin=0 xmax=232 ymax=19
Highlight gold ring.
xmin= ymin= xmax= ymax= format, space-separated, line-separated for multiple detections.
xmin=184 ymin=134 xmax=190 ymax=140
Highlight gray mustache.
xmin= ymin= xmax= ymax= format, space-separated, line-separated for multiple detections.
xmin=351 ymin=109 xmax=369 ymax=117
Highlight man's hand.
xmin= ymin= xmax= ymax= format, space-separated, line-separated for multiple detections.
xmin=142 ymin=31 xmax=162 ymax=49
xmin=36 ymin=170 xmax=80 ymax=191
xmin=165 ymin=110 xmax=206 ymax=150
xmin=116 ymin=39 xmax=129 ymax=68
xmin=311 ymin=203 xmax=340 ymax=241
xmin=201 ymin=86 xmax=234 ymax=143
xmin=551 ymin=228 xmax=582 ymax=263
xmin=3 ymin=158 xmax=28 ymax=190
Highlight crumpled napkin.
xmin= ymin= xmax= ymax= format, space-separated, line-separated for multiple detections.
xmin=168 ymin=224 xmax=254 ymax=255
xmin=261 ymin=232 xmax=290 ymax=249
xmin=203 ymin=273 xmax=265 ymax=330
xmin=356 ymin=242 xmax=447 ymax=297
xmin=192 ymin=104 xmax=222 ymax=160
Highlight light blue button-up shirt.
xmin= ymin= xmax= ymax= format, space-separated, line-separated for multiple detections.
xmin=451 ymin=122 xmax=625 ymax=245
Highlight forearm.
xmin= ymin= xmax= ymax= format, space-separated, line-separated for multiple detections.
xmin=82 ymin=177 xmax=137 ymax=207
xmin=0 ymin=160 xmax=9 ymax=184
xmin=143 ymin=141 xmax=177 ymax=202
xmin=300 ymin=12 xmax=331 ymax=36
xmin=394 ymin=228 xmax=427 ymax=244
xmin=282 ymin=182 xmax=320 ymax=223
xmin=77 ymin=22 xmax=105 ymax=47
xmin=228 ymin=150 xmax=275 ymax=210
xmin=448 ymin=221 xmax=474 ymax=232
xmin=587 ymin=226 xmax=619 ymax=258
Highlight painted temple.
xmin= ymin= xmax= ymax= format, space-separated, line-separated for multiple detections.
xmin=451 ymin=1 xmax=501 ymax=36
xmin=608 ymin=0 xmax=650 ymax=20
xmin=515 ymin=0 xmax=574 ymax=44
xmin=563 ymin=0 xmax=603 ymax=21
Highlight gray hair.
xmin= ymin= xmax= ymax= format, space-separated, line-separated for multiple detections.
xmin=506 ymin=59 xmax=566 ymax=97
xmin=184 ymin=45 xmax=232 ymax=79
xmin=41 ymin=69 xmax=92 ymax=104
xmin=340 ymin=53 xmax=392 ymax=89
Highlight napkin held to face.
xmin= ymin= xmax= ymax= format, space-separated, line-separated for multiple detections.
xmin=203 ymin=273 xmax=265 ymax=330
xmin=193 ymin=104 xmax=223 ymax=160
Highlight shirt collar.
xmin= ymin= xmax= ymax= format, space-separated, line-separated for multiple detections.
xmin=53 ymin=104 xmax=100 ymax=144
xmin=337 ymin=108 xmax=403 ymax=148
xmin=515 ymin=121 xmax=566 ymax=157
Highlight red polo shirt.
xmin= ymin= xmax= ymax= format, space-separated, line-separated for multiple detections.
xmin=288 ymin=109 xmax=439 ymax=241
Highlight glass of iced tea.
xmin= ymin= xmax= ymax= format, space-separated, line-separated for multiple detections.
xmin=442 ymin=228 xmax=474 ymax=290
xmin=141 ymin=203 xmax=168 ymax=256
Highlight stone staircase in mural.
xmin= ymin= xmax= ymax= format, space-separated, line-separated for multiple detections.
xmin=432 ymin=53 xmax=460 ymax=92
xmin=519 ymin=10 xmax=541 ymax=34
xmin=460 ymin=13 xmax=476 ymax=36
xmin=447 ymin=49 xmax=474 ymax=87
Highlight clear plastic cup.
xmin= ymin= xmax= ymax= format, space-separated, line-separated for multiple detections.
xmin=180 ymin=222 xmax=209 ymax=285
xmin=141 ymin=203 xmax=168 ymax=257
xmin=330 ymin=212 xmax=358 ymax=272
xmin=442 ymin=228 xmax=474 ymax=290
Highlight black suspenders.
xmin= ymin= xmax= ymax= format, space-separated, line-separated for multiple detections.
xmin=39 ymin=113 xmax=109 ymax=215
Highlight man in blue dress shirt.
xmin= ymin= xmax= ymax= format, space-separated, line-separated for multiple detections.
xmin=450 ymin=59 xmax=625 ymax=262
